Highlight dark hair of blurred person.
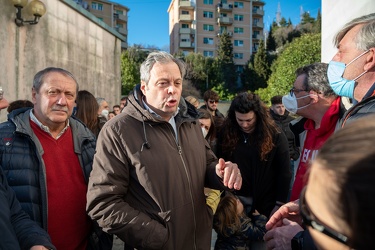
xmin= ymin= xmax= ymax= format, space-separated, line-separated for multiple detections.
xmin=75 ymin=90 xmax=105 ymax=137
xmin=198 ymin=108 xmax=217 ymax=154
xmin=7 ymin=99 xmax=34 ymax=113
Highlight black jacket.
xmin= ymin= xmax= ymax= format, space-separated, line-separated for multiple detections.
xmin=270 ymin=109 xmax=300 ymax=160
xmin=0 ymin=167 xmax=55 ymax=250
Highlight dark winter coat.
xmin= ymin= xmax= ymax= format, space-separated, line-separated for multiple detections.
xmin=0 ymin=108 xmax=96 ymax=229
xmin=0 ymin=167 xmax=55 ymax=250
xmin=87 ymin=85 xmax=226 ymax=250
xmin=270 ymin=109 xmax=300 ymax=160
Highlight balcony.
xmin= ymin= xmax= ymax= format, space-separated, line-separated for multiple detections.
xmin=116 ymin=27 xmax=128 ymax=36
xmin=217 ymin=30 xmax=233 ymax=37
xmin=217 ymin=3 xmax=233 ymax=12
xmin=253 ymin=22 xmax=264 ymax=28
xmin=179 ymin=14 xmax=193 ymax=22
xmin=180 ymin=41 xmax=195 ymax=48
xmin=252 ymin=34 xmax=263 ymax=40
xmin=179 ymin=0 xmax=194 ymax=9
xmin=252 ymin=9 xmax=264 ymax=16
xmin=217 ymin=17 xmax=233 ymax=25
xmin=179 ymin=28 xmax=195 ymax=34
xmin=114 ymin=13 xmax=128 ymax=23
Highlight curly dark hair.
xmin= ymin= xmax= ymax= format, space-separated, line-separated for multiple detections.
xmin=220 ymin=92 xmax=278 ymax=161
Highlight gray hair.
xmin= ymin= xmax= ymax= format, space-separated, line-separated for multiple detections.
xmin=33 ymin=67 xmax=78 ymax=93
xmin=96 ymin=97 xmax=106 ymax=106
xmin=334 ymin=13 xmax=375 ymax=51
xmin=296 ymin=63 xmax=337 ymax=97
xmin=140 ymin=51 xmax=186 ymax=84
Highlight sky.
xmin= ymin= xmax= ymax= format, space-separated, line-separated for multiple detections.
xmin=117 ymin=0 xmax=321 ymax=50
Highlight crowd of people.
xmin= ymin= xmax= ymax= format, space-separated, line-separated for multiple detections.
xmin=0 ymin=13 xmax=374 ymax=250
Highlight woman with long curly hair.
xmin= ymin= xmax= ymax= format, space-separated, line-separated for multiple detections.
xmin=217 ymin=92 xmax=291 ymax=219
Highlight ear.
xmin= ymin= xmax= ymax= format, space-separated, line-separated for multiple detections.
xmin=31 ymin=88 xmax=37 ymax=104
xmin=140 ymin=81 xmax=147 ymax=95
xmin=364 ymin=48 xmax=375 ymax=71
xmin=308 ymin=90 xmax=319 ymax=104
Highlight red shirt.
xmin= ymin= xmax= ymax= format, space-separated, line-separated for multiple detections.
xmin=31 ymin=122 xmax=91 ymax=249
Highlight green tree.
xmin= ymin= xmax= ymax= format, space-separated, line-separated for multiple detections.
xmin=216 ymin=32 xmax=237 ymax=92
xmin=256 ymin=33 xmax=321 ymax=103
xmin=184 ymin=53 xmax=208 ymax=91
xmin=266 ymin=25 xmax=277 ymax=51
xmin=253 ymin=40 xmax=270 ymax=90
xmin=120 ymin=51 xmax=139 ymax=95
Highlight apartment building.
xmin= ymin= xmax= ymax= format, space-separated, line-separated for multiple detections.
xmin=74 ymin=0 xmax=129 ymax=49
xmin=168 ymin=0 xmax=264 ymax=69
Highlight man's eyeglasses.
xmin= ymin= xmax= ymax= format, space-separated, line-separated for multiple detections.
xmin=299 ymin=187 xmax=351 ymax=246
xmin=290 ymin=87 xmax=309 ymax=96
xmin=208 ymin=100 xmax=219 ymax=104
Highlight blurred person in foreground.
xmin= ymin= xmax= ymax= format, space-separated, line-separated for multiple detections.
xmin=264 ymin=13 xmax=375 ymax=249
xmin=86 ymin=51 xmax=242 ymax=250
xmin=266 ymin=115 xmax=375 ymax=250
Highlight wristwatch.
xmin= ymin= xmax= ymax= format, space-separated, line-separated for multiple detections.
xmin=291 ymin=230 xmax=304 ymax=250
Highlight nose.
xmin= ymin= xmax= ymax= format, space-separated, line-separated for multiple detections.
xmin=56 ymin=94 xmax=67 ymax=105
xmin=167 ymin=85 xmax=176 ymax=95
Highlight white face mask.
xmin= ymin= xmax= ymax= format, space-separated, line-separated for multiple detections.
xmin=282 ymin=93 xmax=312 ymax=114
xmin=101 ymin=109 xmax=109 ymax=119
xmin=201 ymin=127 xmax=208 ymax=138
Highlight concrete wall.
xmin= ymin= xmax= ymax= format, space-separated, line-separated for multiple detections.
xmin=321 ymin=0 xmax=375 ymax=63
xmin=0 ymin=0 xmax=123 ymax=122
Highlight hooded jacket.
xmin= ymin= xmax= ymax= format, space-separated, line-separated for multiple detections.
xmin=86 ymin=85 xmax=225 ymax=250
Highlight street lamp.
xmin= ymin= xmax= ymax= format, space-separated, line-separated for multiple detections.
xmin=11 ymin=0 xmax=47 ymax=26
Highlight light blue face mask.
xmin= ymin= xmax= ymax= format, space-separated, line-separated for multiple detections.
xmin=327 ymin=50 xmax=369 ymax=98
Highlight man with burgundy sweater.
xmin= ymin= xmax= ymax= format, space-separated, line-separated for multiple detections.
xmin=0 ymin=67 xmax=111 ymax=249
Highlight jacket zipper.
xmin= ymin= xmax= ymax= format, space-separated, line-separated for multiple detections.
xmin=168 ymin=123 xmax=198 ymax=250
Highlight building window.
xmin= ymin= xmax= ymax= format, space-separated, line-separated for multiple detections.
xmin=234 ymin=14 xmax=244 ymax=21
xmin=203 ymin=24 xmax=214 ymax=31
xmin=234 ymin=53 xmax=244 ymax=59
xmin=182 ymin=38 xmax=190 ymax=42
xmin=203 ymin=11 xmax=213 ymax=18
xmin=181 ymin=23 xmax=189 ymax=28
xmin=234 ymin=2 xmax=244 ymax=8
xmin=234 ymin=27 xmax=244 ymax=34
xmin=203 ymin=38 xmax=214 ymax=45
xmin=252 ymin=30 xmax=260 ymax=39
xmin=181 ymin=10 xmax=189 ymax=15
xmin=92 ymin=2 xmax=103 ymax=10
xmin=204 ymin=51 xmax=214 ymax=57
xmin=116 ymin=23 xmax=123 ymax=28
xmin=234 ymin=40 xmax=244 ymax=47
xmin=204 ymin=0 xmax=213 ymax=4
xmin=115 ymin=10 xmax=123 ymax=15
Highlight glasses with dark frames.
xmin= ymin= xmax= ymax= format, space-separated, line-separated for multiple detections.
xmin=299 ymin=187 xmax=351 ymax=246
xmin=208 ymin=100 xmax=219 ymax=104
xmin=290 ymin=87 xmax=309 ymax=96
